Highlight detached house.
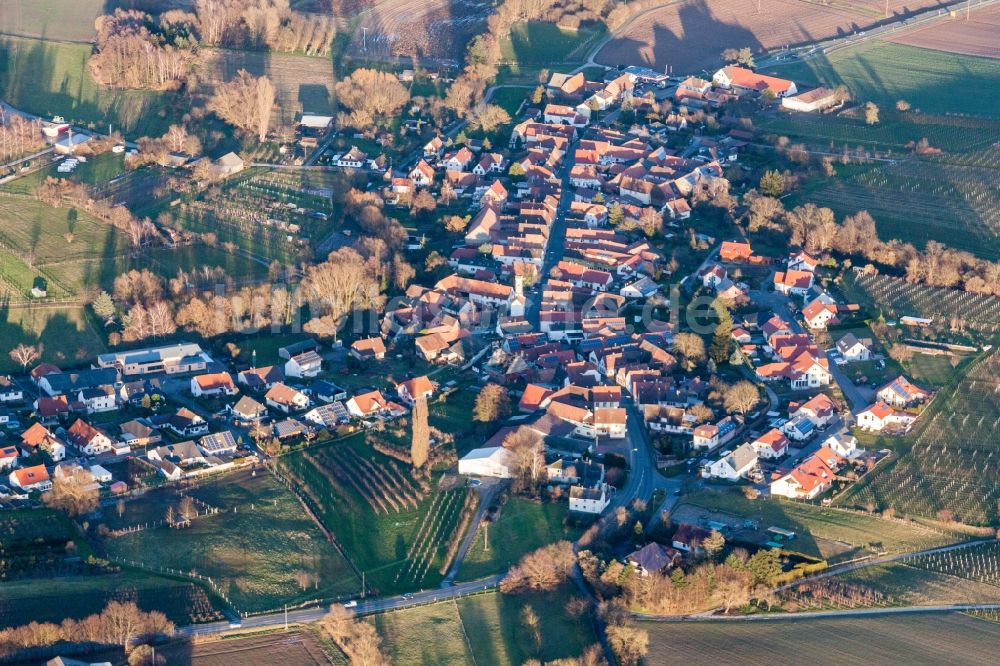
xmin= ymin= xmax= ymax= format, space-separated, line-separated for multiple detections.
xmin=238 ymin=365 xmax=284 ymax=391
xmin=190 ymin=372 xmax=237 ymax=397
xmin=67 ymin=419 xmax=113 ymax=456
xmin=773 ymin=269 xmax=814 ymax=296
xmin=350 ymin=337 xmax=386 ymax=361
xmin=719 ymin=240 xmax=752 ymax=263
xmin=164 ymin=408 xmax=209 ymax=437
xmin=265 ymin=383 xmax=311 ymax=414
xmin=770 ymin=455 xmax=836 ymax=500
xmin=856 ymin=401 xmax=917 ymax=432
xmin=396 ymin=376 xmax=435 ymax=404
xmin=836 ymin=333 xmax=872 ymax=362
xmin=0 ymin=376 xmax=23 ymax=402
xmin=228 ymin=395 xmax=268 ymax=423
xmin=0 ymin=445 xmax=18 ymax=471
xmin=285 ymin=350 xmax=322 ymax=379
xmin=346 ymin=390 xmax=404 ymax=419
xmin=877 ymin=376 xmax=930 ymax=407
xmin=21 ymin=423 xmax=66 ymax=461
xmin=9 ymin=464 xmax=51 ymax=492
xmin=409 ymin=160 xmax=435 ymax=187
xmin=713 ymin=66 xmax=797 ymax=97
xmin=802 ymin=295 xmax=838 ymax=330
xmin=706 ymin=443 xmax=758 ymax=481
xmin=751 ymin=428 xmax=789 ymax=459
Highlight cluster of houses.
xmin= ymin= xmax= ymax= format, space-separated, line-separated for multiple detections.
xmin=0 ymin=336 xmax=456 ymax=499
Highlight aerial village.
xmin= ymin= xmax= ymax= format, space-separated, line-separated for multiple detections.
xmin=1 ymin=62 xmax=936 ymax=580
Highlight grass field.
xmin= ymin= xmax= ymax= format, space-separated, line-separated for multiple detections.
xmin=103 ymin=470 xmax=361 ymax=613
xmin=0 ymin=196 xmax=131 ymax=296
xmin=777 ymin=41 xmax=1000 ymax=118
xmin=840 ymin=350 xmax=1000 ymax=524
xmin=0 ymin=0 xmax=103 ymax=42
xmin=278 ymin=436 xmax=471 ymax=594
xmin=376 ymin=587 xmax=598 ymax=665
xmin=642 ymin=612 xmax=1000 ymax=664
xmin=500 ymin=22 xmax=605 ymax=65
xmin=0 ymin=306 xmax=107 ymax=372
xmin=456 ymin=498 xmax=582 ymax=581
xmin=0 ymin=36 xmax=175 ymax=136
xmin=680 ymin=489 xmax=958 ymax=559
xmin=196 ymin=49 xmax=338 ymax=125
xmin=0 ymin=572 xmax=225 ymax=628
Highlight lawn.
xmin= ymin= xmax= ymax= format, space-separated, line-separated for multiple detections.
xmin=775 ymin=41 xmax=1000 ymax=118
xmin=457 ymin=498 xmax=582 ymax=581
xmin=278 ymin=436 xmax=472 ymax=594
xmin=903 ymin=352 xmax=970 ymax=388
xmin=680 ymin=489 xmax=958 ymax=559
xmin=490 ymin=86 xmax=530 ymax=118
xmin=0 ymin=306 xmax=106 ymax=372
xmin=0 ymin=571 xmax=224 ymax=628
xmin=0 ymin=196 xmax=131 ymax=296
xmin=642 ymin=613 xmax=1000 ymax=664
xmin=103 ymin=470 xmax=361 ymax=613
xmin=0 ymin=36 xmax=176 ymax=136
xmin=375 ymin=587 xmax=598 ymax=666
xmin=499 ymin=22 xmax=605 ymax=66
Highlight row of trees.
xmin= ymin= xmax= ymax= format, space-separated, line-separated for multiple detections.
xmin=193 ymin=0 xmax=336 ymax=54
xmin=0 ymin=114 xmax=46 ymax=163
xmin=744 ymin=190 xmax=1000 ymax=295
xmin=0 ymin=601 xmax=173 ymax=657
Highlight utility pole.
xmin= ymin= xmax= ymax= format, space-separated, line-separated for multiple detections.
xmin=484 ymin=522 xmax=489 ymax=551
xmin=361 ymin=570 xmax=366 ymax=598
xmin=362 ymin=27 xmax=367 ymax=52
xmin=284 ymin=604 xmax=288 ymax=631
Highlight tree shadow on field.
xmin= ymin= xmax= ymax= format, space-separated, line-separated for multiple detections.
xmin=598 ymin=0 xmax=764 ymax=74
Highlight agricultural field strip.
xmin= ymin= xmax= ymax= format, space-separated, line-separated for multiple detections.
xmin=851 ymin=272 xmax=1000 ymax=333
xmin=844 ymin=352 xmax=1000 ymax=524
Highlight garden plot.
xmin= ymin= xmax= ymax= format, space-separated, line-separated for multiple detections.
xmin=175 ymin=169 xmax=338 ymax=263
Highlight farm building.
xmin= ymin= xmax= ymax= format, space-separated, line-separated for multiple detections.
xmin=781 ymin=87 xmax=838 ymax=112
xmin=713 ymin=66 xmax=797 ymax=97
xmin=211 ymin=152 xmax=245 ymax=177
xmin=299 ymin=114 xmax=333 ymax=130
xmin=458 ymin=446 xmax=513 ymax=478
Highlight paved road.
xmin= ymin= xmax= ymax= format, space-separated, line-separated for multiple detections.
xmin=441 ymin=481 xmax=504 ymax=586
xmin=180 ymin=575 xmax=504 ymax=637
xmin=526 ymin=133 xmax=578 ymax=329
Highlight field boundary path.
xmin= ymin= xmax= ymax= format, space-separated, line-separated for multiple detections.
xmin=638 ymin=602 xmax=1000 ymax=623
